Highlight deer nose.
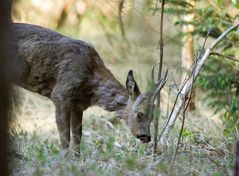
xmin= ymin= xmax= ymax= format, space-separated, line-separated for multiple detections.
xmin=136 ymin=135 xmax=151 ymax=143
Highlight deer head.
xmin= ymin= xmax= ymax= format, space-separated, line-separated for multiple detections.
xmin=123 ymin=69 xmax=167 ymax=143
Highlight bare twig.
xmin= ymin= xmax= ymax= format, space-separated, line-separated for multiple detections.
xmin=153 ymin=0 xmax=165 ymax=156
xmin=171 ymin=73 xmax=179 ymax=91
xmin=158 ymin=21 xmax=239 ymax=146
xmin=173 ymin=45 xmax=200 ymax=161
xmin=173 ymin=85 xmax=193 ymax=161
xmin=118 ymin=0 xmax=125 ymax=38
xmin=153 ymin=0 xmax=160 ymax=15
xmin=201 ymin=30 xmax=211 ymax=51
xmin=210 ymin=52 xmax=239 ymax=63
xmin=151 ymin=64 xmax=157 ymax=83
xmin=173 ymin=102 xmax=186 ymax=162
xmin=165 ymin=87 xmax=172 ymax=119
xmin=151 ymin=69 xmax=168 ymax=103
xmin=158 ymin=0 xmax=165 ymax=81
xmin=56 ymin=0 xmax=74 ymax=29
xmin=207 ymin=0 xmax=221 ymax=12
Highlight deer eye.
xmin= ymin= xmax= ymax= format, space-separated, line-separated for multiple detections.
xmin=137 ymin=112 xmax=144 ymax=122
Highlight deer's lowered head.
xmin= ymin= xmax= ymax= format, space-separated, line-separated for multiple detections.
xmin=93 ymin=68 xmax=167 ymax=144
xmin=121 ymin=69 xmax=167 ymax=143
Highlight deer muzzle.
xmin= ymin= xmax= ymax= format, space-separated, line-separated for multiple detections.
xmin=136 ymin=134 xmax=151 ymax=143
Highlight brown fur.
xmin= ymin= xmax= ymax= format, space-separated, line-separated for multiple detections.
xmin=11 ymin=23 xmax=152 ymax=155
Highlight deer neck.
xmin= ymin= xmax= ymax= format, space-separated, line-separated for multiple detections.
xmin=91 ymin=69 xmax=129 ymax=117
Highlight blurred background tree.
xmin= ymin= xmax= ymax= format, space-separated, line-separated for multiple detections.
xmin=181 ymin=0 xmax=196 ymax=110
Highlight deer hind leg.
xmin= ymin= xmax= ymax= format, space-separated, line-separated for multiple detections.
xmin=71 ymin=108 xmax=83 ymax=156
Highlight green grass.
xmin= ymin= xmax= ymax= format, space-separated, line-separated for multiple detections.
xmin=10 ymin=110 xmax=235 ymax=176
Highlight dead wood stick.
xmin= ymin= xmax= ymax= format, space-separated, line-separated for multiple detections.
xmin=210 ymin=52 xmax=239 ymax=63
xmin=118 ymin=0 xmax=125 ymax=38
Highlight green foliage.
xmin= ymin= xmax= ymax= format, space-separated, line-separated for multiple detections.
xmin=182 ymin=128 xmax=193 ymax=139
xmin=236 ymin=2 xmax=239 ymax=9
xmin=191 ymin=2 xmax=239 ymax=136
xmin=155 ymin=0 xmax=239 ymax=40
xmin=196 ymin=57 xmax=239 ymax=137
xmin=106 ymin=136 xmax=115 ymax=151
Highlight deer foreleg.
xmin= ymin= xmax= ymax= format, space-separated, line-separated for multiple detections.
xmin=55 ymin=105 xmax=71 ymax=149
xmin=71 ymin=108 xmax=83 ymax=156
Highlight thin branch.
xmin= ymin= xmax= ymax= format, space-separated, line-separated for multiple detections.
xmin=153 ymin=0 xmax=160 ymax=15
xmin=173 ymin=102 xmax=186 ymax=162
xmin=171 ymin=73 xmax=179 ymax=91
xmin=151 ymin=69 xmax=168 ymax=103
xmin=207 ymin=0 xmax=221 ymax=12
xmin=153 ymin=0 xmax=165 ymax=156
xmin=151 ymin=64 xmax=157 ymax=83
xmin=158 ymin=0 xmax=165 ymax=81
xmin=165 ymin=87 xmax=172 ymax=120
xmin=173 ymin=84 xmax=192 ymax=161
xmin=210 ymin=52 xmax=239 ymax=63
xmin=173 ymin=44 xmax=200 ymax=161
xmin=201 ymin=30 xmax=211 ymax=52
xmin=118 ymin=0 xmax=125 ymax=38
xmin=209 ymin=22 xmax=239 ymax=50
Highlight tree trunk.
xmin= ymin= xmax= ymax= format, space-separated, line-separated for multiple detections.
xmin=181 ymin=0 xmax=196 ymax=110
xmin=0 ymin=0 xmax=12 ymax=175
xmin=128 ymin=0 xmax=147 ymax=40
xmin=56 ymin=0 xmax=72 ymax=29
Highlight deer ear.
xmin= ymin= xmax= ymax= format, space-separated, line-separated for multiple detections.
xmin=126 ymin=70 xmax=140 ymax=99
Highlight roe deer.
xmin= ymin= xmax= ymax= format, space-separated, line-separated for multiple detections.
xmin=11 ymin=23 xmax=163 ymax=155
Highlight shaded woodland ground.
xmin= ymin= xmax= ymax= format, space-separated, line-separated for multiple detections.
xmin=9 ymin=0 xmax=239 ymax=175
